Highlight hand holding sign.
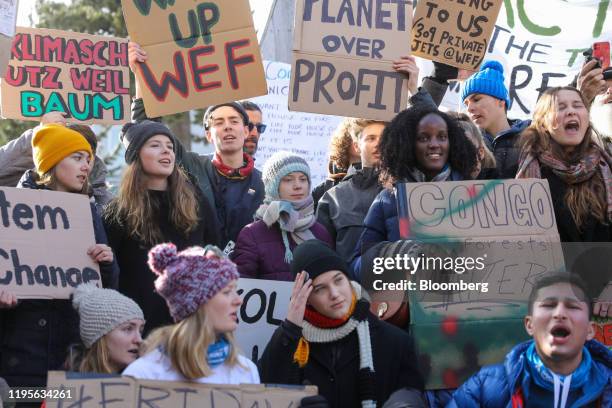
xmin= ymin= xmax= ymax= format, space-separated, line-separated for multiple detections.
xmin=87 ymin=244 xmax=114 ymax=264
xmin=392 ymin=55 xmax=420 ymax=96
xmin=287 ymin=271 xmax=313 ymax=327
xmin=0 ymin=290 xmax=17 ymax=309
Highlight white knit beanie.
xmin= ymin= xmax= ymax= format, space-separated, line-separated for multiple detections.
xmin=72 ymin=284 xmax=145 ymax=348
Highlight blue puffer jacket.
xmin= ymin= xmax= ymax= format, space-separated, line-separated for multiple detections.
xmin=349 ymin=170 xmax=465 ymax=281
xmin=447 ymin=340 xmax=612 ymax=408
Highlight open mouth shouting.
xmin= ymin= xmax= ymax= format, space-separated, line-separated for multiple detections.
xmin=550 ymin=324 xmax=571 ymax=345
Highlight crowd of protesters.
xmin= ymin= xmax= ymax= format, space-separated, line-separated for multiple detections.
xmin=0 ymin=36 xmax=610 ymax=408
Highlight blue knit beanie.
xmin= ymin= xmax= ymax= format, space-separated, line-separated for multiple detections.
xmin=461 ymin=60 xmax=511 ymax=109
xmin=262 ymin=151 xmax=311 ymax=200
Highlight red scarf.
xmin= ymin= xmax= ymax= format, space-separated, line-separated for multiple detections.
xmin=303 ymin=294 xmax=357 ymax=328
xmin=212 ymin=153 xmax=254 ymax=180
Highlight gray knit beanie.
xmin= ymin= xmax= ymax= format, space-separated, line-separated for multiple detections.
xmin=262 ymin=151 xmax=311 ymax=200
xmin=72 ymin=284 xmax=145 ymax=348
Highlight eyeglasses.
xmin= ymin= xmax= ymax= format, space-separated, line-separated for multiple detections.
xmin=248 ymin=122 xmax=267 ymax=134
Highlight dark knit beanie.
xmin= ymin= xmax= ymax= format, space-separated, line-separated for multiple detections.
xmin=290 ymin=240 xmax=349 ymax=281
xmin=120 ymin=120 xmax=176 ymax=164
xmin=203 ymin=102 xmax=249 ymax=130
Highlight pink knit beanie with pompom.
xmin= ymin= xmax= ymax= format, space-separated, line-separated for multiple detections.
xmin=148 ymin=243 xmax=240 ymax=322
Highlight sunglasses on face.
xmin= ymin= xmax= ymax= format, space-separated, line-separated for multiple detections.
xmin=248 ymin=122 xmax=267 ymax=134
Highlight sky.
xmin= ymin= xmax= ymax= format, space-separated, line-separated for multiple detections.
xmin=16 ymin=0 xmax=274 ymax=38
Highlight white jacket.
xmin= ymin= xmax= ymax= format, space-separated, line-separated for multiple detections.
xmin=122 ymin=348 xmax=260 ymax=385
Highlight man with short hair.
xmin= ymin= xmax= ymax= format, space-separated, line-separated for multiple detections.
xmin=258 ymin=240 xmax=424 ymax=408
xmin=448 ymin=273 xmax=611 ymax=407
xmin=317 ymin=119 xmax=386 ymax=261
xmin=240 ymin=100 xmax=266 ymax=157
xmin=128 ymin=42 xmax=264 ymax=248
xmin=461 ymin=61 xmax=531 ymax=179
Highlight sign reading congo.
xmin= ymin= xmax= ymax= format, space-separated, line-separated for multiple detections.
xmin=0 ymin=187 xmax=101 ymax=299
xmin=1 ymin=27 xmax=129 ymax=124
xmin=411 ymin=0 xmax=503 ymax=70
xmin=121 ymin=0 xmax=267 ymax=118
xmin=290 ymin=0 xmax=413 ymax=121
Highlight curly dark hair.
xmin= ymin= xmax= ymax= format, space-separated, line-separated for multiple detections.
xmin=379 ymin=105 xmax=478 ymax=185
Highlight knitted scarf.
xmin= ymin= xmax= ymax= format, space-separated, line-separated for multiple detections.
xmin=525 ymin=342 xmax=592 ymax=408
xmin=207 ymin=337 xmax=230 ymax=368
xmin=255 ymin=196 xmax=316 ymax=263
xmin=212 ymin=152 xmax=255 ymax=179
xmin=409 ymin=164 xmax=453 ymax=182
xmin=293 ymin=282 xmax=376 ymax=408
xmin=516 ymin=145 xmax=612 ymax=222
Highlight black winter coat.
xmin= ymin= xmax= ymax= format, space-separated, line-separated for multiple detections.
xmin=104 ymin=189 xmax=220 ymax=334
xmin=483 ymin=119 xmax=531 ymax=179
xmin=0 ymin=170 xmax=118 ymax=388
xmin=258 ymin=313 xmax=424 ymax=408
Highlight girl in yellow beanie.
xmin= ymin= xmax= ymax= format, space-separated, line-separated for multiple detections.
xmin=0 ymin=123 xmax=119 ymax=390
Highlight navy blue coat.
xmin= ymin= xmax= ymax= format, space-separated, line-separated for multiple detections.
xmin=447 ymin=340 xmax=612 ymax=408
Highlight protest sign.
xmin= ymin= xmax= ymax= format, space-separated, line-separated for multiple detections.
xmin=290 ymin=0 xmax=412 ymax=121
xmin=388 ymin=179 xmax=563 ymax=388
xmin=0 ymin=27 xmax=129 ymax=124
xmin=0 ymin=0 xmax=18 ymax=77
xmin=594 ymin=317 xmax=612 ymax=350
xmin=437 ymin=1 xmax=611 ymax=118
xmin=411 ymin=0 xmax=503 ymax=70
xmin=0 ymin=187 xmax=100 ymax=299
xmin=44 ymin=371 xmax=317 ymax=407
xmin=121 ymin=0 xmax=267 ymax=118
xmin=252 ymin=61 xmax=343 ymax=187
xmin=235 ymin=278 xmax=292 ymax=362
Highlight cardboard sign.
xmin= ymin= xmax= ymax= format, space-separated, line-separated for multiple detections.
xmin=0 ymin=27 xmax=129 ymax=124
xmin=389 ymin=179 xmax=563 ymax=388
xmin=290 ymin=0 xmax=412 ymax=121
xmin=44 ymin=371 xmax=317 ymax=407
xmin=121 ymin=0 xmax=267 ymax=118
xmin=235 ymin=278 xmax=292 ymax=362
xmin=0 ymin=0 xmax=18 ymax=77
xmin=0 ymin=187 xmax=100 ymax=299
xmin=411 ymin=0 xmax=503 ymax=70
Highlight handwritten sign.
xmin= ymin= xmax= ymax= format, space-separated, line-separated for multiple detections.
xmin=290 ymin=0 xmax=412 ymax=121
xmin=121 ymin=0 xmax=267 ymax=118
xmin=411 ymin=0 xmax=503 ymax=70
xmin=0 ymin=0 xmax=18 ymax=77
xmin=0 ymin=187 xmax=100 ymax=299
xmin=0 ymin=27 xmax=129 ymax=124
xmin=393 ymin=179 xmax=563 ymax=388
xmin=252 ymin=61 xmax=343 ymax=187
xmin=45 ymin=371 xmax=317 ymax=407
xmin=594 ymin=317 xmax=612 ymax=350
xmin=235 ymin=278 xmax=292 ymax=362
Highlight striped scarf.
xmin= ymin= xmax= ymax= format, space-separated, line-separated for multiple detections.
xmin=293 ymin=282 xmax=377 ymax=408
xmin=516 ymin=144 xmax=612 ymax=222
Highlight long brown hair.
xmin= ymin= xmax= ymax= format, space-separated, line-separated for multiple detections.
xmin=105 ymin=158 xmax=200 ymax=245
xmin=65 ymin=337 xmax=117 ymax=374
xmin=519 ymin=86 xmax=607 ymax=229
xmin=143 ymin=306 xmax=241 ymax=379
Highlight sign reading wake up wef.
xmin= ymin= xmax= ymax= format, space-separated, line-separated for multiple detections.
xmin=121 ymin=0 xmax=267 ymax=118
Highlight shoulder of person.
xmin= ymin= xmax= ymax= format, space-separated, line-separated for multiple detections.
xmin=122 ymin=348 xmax=174 ymax=380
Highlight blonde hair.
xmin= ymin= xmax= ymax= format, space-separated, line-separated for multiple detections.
xmin=520 ymin=86 xmax=607 ymax=229
xmin=105 ymin=159 xmax=200 ymax=245
xmin=143 ymin=306 xmax=241 ymax=379
xmin=78 ymin=337 xmax=117 ymax=374
xmin=350 ymin=119 xmax=386 ymax=142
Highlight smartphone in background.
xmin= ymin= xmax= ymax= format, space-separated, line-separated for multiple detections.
xmin=593 ymin=41 xmax=610 ymax=70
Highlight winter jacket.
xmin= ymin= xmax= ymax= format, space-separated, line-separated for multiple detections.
xmin=258 ymin=315 xmax=424 ymax=408
xmin=0 ymin=170 xmax=118 ymax=388
xmin=123 ymin=347 xmax=259 ymax=384
xmin=232 ymin=220 xmax=334 ymax=281
xmin=483 ymin=119 xmax=531 ymax=179
xmin=447 ymin=340 xmax=612 ymax=408
xmin=317 ymin=166 xmax=383 ymax=262
xmin=131 ymin=98 xmax=264 ymax=248
xmin=103 ymin=189 xmax=219 ymax=334
xmin=541 ymin=167 xmax=612 ymax=242
xmin=349 ymin=170 xmax=465 ymax=281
